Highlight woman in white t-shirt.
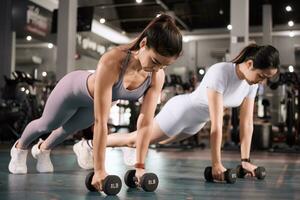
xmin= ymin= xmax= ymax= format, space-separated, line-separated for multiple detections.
xmin=78 ymin=44 xmax=280 ymax=182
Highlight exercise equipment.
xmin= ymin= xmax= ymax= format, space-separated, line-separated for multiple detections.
xmin=124 ymin=169 xmax=159 ymax=192
xmin=85 ymin=172 xmax=122 ymax=195
xmin=204 ymin=166 xmax=236 ymax=184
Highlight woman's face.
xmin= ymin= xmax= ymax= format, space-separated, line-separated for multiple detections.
xmin=137 ymin=38 xmax=177 ymax=72
xmin=243 ymin=60 xmax=278 ymax=85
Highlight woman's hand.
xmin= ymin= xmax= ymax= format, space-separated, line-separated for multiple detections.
xmin=241 ymin=161 xmax=257 ymax=177
xmin=91 ymin=170 xmax=109 ymax=191
xmin=212 ymin=163 xmax=227 ymax=181
xmin=134 ymin=168 xmax=146 ymax=186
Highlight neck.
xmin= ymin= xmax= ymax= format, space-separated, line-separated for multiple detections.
xmin=128 ymin=50 xmax=143 ymax=72
xmin=236 ymin=63 xmax=245 ymax=80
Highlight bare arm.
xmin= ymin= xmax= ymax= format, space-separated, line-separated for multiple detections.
xmin=207 ymin=89 xmax=224 ymax=166
xmin=239 ymin=97 xmax=260 ymax=175
xmin=207 ymin=88 xmax=228 ymax=181
xmin=92 ymin=50 xmax=122 ymax=189
xmin=239 ymin=97 xmax=255 ymax=159
xmin=135 ymin=70 xmax=165 ymax=165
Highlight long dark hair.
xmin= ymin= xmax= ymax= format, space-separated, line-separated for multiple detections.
xmin=231 ymin=44 xmax=280 ymax=70
xmin=129 ymin=14 xmax=182 ymax=57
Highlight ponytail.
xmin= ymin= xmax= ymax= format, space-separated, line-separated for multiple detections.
xmin=231 ymin=44 xmax=280 ymax=70
xmin=129 ymin=13 xmax=182 ymax=57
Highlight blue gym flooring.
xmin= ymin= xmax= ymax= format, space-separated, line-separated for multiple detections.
xmin=0 ymin=144 xmax=299 ymax=200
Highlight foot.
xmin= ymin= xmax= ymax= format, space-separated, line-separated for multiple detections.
xmin=121 ymin=147 xmax=136 ymax=166
xmin=31 ymin=139 xmax=54 ymax=173
xmin=73 ymin=139 xmax=94 ymax=170
xmin=8 ymin=141 xmax=28 ymax=174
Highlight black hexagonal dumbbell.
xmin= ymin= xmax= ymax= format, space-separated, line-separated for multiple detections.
xmin=85 ymin=171 xmax=122 ymax=195
xmin=124 ymin=169 xmax=159 ymax=192
xmin=236 ymin=165 xmax=266 ymax=180
xmin=204 ymin=166 xmax=236 ymax=184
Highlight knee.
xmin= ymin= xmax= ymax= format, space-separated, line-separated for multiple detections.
xmin=127 ymin=140 xmax=136 ymax=148
xmin=35 ymin=118 xmax=58 ymax=133
xmin=127 ymin=132 xmax=137 ymax=148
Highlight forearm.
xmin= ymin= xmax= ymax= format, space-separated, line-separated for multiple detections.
xmin=239 ymin=124 xmax=253 ymax=159
xmin=210 ymin=130 xmax=222 ymax=166
xmin=93 ymin=123 xmax=108 ymax=171
xmin=135 ymin=125 xmax=152 ymax=164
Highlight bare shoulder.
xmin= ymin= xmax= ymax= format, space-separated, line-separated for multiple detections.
xmin=151 ymin=69 xmax=165 ymax=87
xmin=155 ymin=69 xmax=165 ymax=80
xmin=97 ymin=47 xmax=128 ymax=72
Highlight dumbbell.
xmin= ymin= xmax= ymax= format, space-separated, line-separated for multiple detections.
xmin=85 ymin=172 xmax=122 ymax=195
xmin=124 ymin=169 xmax=159 ymax=192
xmin=236 ymin=165 xmax=266 ymax=180
xmin=204 ymin=166 xmax=236 ymax=184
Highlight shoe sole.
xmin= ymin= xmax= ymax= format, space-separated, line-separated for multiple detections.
xmin=122 ymin=148 xmax=136 ymax=166
xmin=31 ymin=145 xmax=38 ymax=159
xmin=8 ymin=155 xmax=27 ymax=174
xmin=73 ymin=143 xmax=93 ymax=170
xmin=31 ymin=144 xmax=54 ymax=173
xmin=9 ymin=149 xmax=28 ymax=174
xmin=8 ymin=162 xmax=27 ymax=174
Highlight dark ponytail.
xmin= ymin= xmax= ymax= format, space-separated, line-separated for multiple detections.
xmin=129 ymin=13 xmax=182 ymax=57
xmin=231 ymin=44 xmax=280 ymax=70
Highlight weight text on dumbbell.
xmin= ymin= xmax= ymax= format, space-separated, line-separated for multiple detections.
xmin=148 ymin=179 xmax=156 ymax=185
xmin=110 ymin=183 xmax=120 ymax=189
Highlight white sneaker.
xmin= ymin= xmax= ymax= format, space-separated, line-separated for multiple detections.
xmin=121 ymin=147 xmax=136 ymax=166
xmin=31 ymin=139 xmax=54 ymax=173
xmin=8 ymin=141 xmax=28 ymax=174
xmin=73 ymin=139 xmax=94 ymax=170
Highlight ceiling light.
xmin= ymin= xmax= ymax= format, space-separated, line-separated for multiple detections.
xmin=136 ymin=0 xmax=142 ymax=3
xmin=26 ymin=35 xmax=32 ymax=41
xmin=285 ymin=5 xmax=292 ymax=12
xmin=199 ymin=69 xmax=205 ymax=75
xmin=288 ymin=65 xmax=294 ymax=73
xmin=182 ymin=37 xmax=190 ymax=43
xmin=91 ymin=20 xmax=131 ymax=44
xmin=288 ymin=20 xmax=294 ymax=27
xmin=227 ymin=24 xmax=232 ymax=30
xmin=99 ymin=18 xmax=106 ymax=24
xmin=42 ymin=72 xmax=47 ymax=77
xmin=48 ymin=43 xmax=53 ymax=48
xmin=289 ymin=31 xmax=295 ymax=37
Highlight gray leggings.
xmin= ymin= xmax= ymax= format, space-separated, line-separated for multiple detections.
xmin=18 ymin=70 xmax=94 ymax=149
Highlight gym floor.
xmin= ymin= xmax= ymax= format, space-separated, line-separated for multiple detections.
xmin=0 ymin=144 xmax=299 ymax=200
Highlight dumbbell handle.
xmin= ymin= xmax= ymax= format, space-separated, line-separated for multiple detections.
xmin=130 ymin=174 xmax=156 ymax=187
xmin=86 ymin=173 xmax=120 ymax=192
xmin=132 ymin=176 xmax=138 ymax=183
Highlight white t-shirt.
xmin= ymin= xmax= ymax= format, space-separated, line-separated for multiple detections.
xmin=189 ymin=62 xmax=258 ymax=108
